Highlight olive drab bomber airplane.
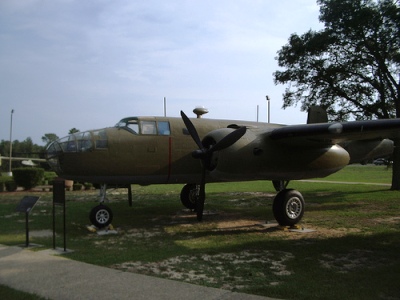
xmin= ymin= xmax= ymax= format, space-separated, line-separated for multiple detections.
xmin=46 ymin=106 xmax=398 ymax=228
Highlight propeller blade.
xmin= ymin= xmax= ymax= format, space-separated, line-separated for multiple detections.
xmin=180 ymin=111 xmax=246 ymax=222
xmin=180 ymin=111 xmax=203 ymax=150
xmin=210 ymin=126 xmax=246 ymax=153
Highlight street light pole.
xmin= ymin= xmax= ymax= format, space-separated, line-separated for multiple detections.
xmin=9 ymin=109 xmax=14 ymax=175
xmin=266 ymin=95 xmax=270 ymax=123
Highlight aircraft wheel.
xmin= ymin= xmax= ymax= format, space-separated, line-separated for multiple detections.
xmin=272 ymin=189 xmax=304 ymax=226
xmin=180 ymin=184 xmax=199 ymax=210
xmin=89 ymin=204 xmax=113 ymax=228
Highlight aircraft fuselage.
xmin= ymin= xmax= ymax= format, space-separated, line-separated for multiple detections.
xmin=46 ymin=116 xmax=389 ymax=185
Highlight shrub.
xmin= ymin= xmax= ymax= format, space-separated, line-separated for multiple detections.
xmin=0 ymin=177 xmax=16 ymax=192
xmin=12 ymin=168 xmax=44 ymax=190
xmin=43 ymin=171 xmax=58 ymax=185
xmin=84 ymin=183 xmax=93 ymax=190
xmin=73 ymin=183 xmax=83 ymax=191
xmin=5 ymin=180 xmax=17 ymax=191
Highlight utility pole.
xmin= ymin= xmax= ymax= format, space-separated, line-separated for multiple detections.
xmin=9 ymin=109 xmax=14 ymax=175
xmin=257 ymin=105 xmax=259 ymax=122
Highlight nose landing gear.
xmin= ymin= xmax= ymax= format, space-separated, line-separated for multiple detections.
xmin=89 ymin=204 xmax=113 ymax=228
xmin=89 ymin=184 xmax=114 ymax=228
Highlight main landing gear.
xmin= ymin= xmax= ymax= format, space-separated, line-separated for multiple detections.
xmin=180 ymin=183 xmax=305 ymax=226
xmin=272 ymin=181 xmax=304 ymax=226
xmin=88 ymin=183 xmax=305 ymax=228
xmin=272 ymin=189 xmax=304 ymax=226
xmin=180 ymin=184 xmax=199 ymax=210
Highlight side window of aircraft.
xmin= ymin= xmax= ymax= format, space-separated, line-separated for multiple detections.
xmin=157 ymin=121 xmax=170 ymax=135
xmin=127 ymin=121 xmax=139 ymax=134
xmin=141 ymin=121 xmax=157 ymax=135
xmin=76 ymin=131 xmax=93 ymax=152
xmin=93 ymin=130 xmax=108 ymax=149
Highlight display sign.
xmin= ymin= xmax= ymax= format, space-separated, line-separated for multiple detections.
xmin=53 ymin=178 xmax=65 ymax=205
xmin=16 ymin=196 xmax=40 ymax=213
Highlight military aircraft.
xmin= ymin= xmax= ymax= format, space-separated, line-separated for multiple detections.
xmin=45 ymin=107 xmax=398 ymax=228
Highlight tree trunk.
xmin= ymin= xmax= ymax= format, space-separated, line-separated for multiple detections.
xmin=391 ymin=138 xmax=400 ymax=190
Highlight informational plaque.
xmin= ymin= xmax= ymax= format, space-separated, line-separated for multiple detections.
xmin=16 ymin=196 xmax=40 ymax=213
xmin=16 ymin=196 xmax=40 ymax=247
xmin=53 ymin=178 xmax=66 ymax=205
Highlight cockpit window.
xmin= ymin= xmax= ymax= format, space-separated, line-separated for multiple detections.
xmin=127 ymin=120 xmax=139 ymax=134
xmin=141 ymin=121 xmax=157 ymax=135
xmin=115 ymin=118 xmax=139 ymax=134
xmin=116 ymin=118 xmax=170 ymax=136
xmin=58 ymin=135 xmax=77 ymax=152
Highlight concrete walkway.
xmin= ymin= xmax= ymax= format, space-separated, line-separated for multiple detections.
xmin=0 ymin=244 xmax=278 ymax=300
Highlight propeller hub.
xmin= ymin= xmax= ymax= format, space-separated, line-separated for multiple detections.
xmin=192 ymin=149 xmax=207 ymax=159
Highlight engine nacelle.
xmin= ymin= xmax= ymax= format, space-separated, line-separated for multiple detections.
xmin=207 ymin=129 xmax=351 ymax=181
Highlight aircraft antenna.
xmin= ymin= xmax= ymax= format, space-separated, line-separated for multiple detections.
xmin=164 ymin=97 xmax=167 ymax=117
xmin=193 ymin=106 xmax=209 ymax=118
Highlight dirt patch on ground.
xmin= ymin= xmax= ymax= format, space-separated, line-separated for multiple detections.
xmin=319 ymin=249 xmax=388 ymax=274
xmin=110 ymin=208 xmax=372 ymax=291
xmin=112 ymin=250 xmax=294 ymax=290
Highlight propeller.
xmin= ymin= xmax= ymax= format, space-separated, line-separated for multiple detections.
xmin=180 ymin=111 xmax=246 ymax=221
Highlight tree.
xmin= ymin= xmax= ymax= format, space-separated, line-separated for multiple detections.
xmin=68 ymin=128 xmax=80 ymax=134
xmin=0 ymin=138 xmax=46 ymax=172
xmin=41 ymin=133 xmax=59 ymax=147
xmin=274 ymin=0 xmax=400 ymax=188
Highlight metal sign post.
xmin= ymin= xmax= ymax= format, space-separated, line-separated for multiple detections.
xmin=53 ymin=178 xmax=66 ymax=251
xmin=16 ymin=196 xmax=40 ymax=247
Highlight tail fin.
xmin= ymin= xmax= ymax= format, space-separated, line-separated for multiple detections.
xmin=307 ymin=106 xmax=328 ymax=124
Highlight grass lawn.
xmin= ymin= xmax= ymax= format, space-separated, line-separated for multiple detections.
xmin=0 ymin=165 xmax=399 ymax=299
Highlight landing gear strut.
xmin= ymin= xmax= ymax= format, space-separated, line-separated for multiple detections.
xmin=272 ymin=180 xmax=290 ymax=191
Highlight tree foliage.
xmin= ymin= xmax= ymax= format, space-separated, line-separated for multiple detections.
xmin=0 ymin=138 xmax=46 ymax=172
xmin=41 ymin=133 xmax=59 ymax=147
xmin=274 ymin=0 xmax=400 ymax=121
xmin=274 ymin=0 xmax=400 ymax=189
xmin=68 ymin=128 xmax=80 ymax=134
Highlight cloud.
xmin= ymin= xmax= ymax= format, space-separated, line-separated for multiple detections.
xmin=0 ymin=0 xmax=321 ymax=143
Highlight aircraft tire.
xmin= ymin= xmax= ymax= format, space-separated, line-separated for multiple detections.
xmin=272 ymin=189 xmax=304 ymax=226
xmin=180 ymin=184 xmax=198 ymax=210
xmin=90 ymin=204 xmax=113 ymax=228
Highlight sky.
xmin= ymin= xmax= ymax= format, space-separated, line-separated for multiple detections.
xmin=0 ymin=0 xmax=323 ymax=145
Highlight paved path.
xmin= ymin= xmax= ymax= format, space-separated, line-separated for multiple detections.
xmin=300 ymin=179 xmax=391 ymax=186
xmin=0 ymin=244 xmax=278 ymax=300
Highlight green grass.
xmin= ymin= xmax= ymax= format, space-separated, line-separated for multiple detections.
xmin=0 ymin=284 xmax=46 ymax=300
xmin=1 ymin=165 xmax=400 ymax=299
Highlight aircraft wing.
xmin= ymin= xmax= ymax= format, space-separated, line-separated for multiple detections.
xmin=269 ymin=119 xmax=400 ymax=145
xmin=0 ymin=156 xmax=46 ymax=162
